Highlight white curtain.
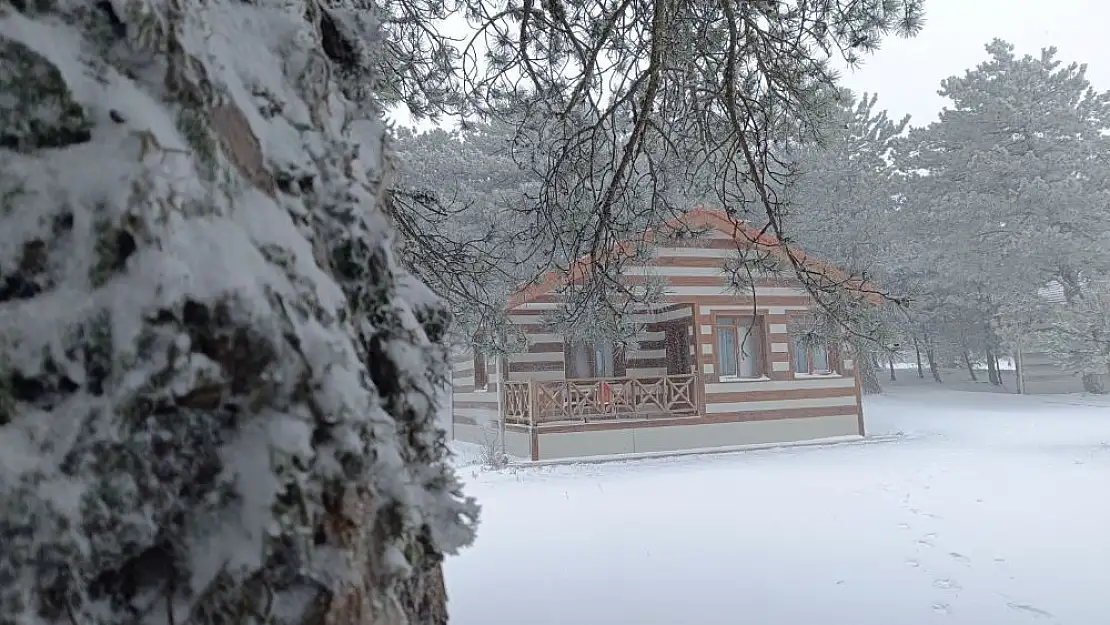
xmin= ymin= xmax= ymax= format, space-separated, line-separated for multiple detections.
xmin=794 ymin=336 xmax=811 ymax=373
xmin=812 ymin=344 xmax=831 ymax=373
xmin=571 ymin=342 xmax=590 ymax=378
xmin=594 ymin=339 xmax=615 ymax=377
xmin=717 ymin=326 xmax=738 ymax=376
xmin=736 ymin=322 xmax=761 ymax=377
xmin=718 ymin=319 xmax=761 ymax=378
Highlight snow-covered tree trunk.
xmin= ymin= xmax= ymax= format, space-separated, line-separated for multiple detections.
xmin=962 ymin=347 xmax=978 ymax=382
xmin=856 ymin=344 xmax=882 ymax=395
xmin=925 ymin=344 xmax=943 ymax=383
xmin=985 ymin=346 xmax=1001 ymax=386
xmin=0 ymin=3 xmax=476 ymax=625
xmin=914 ymin=340 xmax=925 ymax=379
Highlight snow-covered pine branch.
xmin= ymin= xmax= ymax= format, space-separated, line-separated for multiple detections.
xmin=453 ymin=0 xmax=925 ymax=333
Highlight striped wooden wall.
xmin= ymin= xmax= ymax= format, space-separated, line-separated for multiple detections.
xmin=503 ymin=302 xmax=696 ymax=379
xmin=449 ymin=347 xmax=500 ymax=432
xmin=632 ymin=232 xmax=859 ymax=421
xmin=504 ymin=308 xmax=566 ymax=381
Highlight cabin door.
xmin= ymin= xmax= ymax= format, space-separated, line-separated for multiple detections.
xmin=664 ymin=322 xmax=691 ymax=375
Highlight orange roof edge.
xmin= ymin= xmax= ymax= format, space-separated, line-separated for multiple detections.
xmin=507 ymin=206 xmax=881 ymax=309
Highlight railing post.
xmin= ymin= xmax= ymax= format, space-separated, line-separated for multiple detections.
xmin=697 ymin=372 xmax=706 ymax=415
xmin=527 ymin=380 xmax=537 ymax=426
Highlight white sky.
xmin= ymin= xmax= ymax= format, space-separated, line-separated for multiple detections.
xmin=840 ymin=0 xmax=1109 ymax=127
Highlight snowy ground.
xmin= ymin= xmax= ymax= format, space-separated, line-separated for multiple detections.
xmin=445 ymin=386 xmax=1110 ymax=625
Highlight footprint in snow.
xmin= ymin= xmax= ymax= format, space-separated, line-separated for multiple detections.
xmin=898 ymin=522 xmax=911 ymax=530
xmin=908 ymin=507 xmax=943 ymax=520
xmin=933 ymin=578 xmax=962 ymax=591
xmin=917 ymin=537 xmax=935 ymax=547
xmin=905 ymin=559 xmax=921 ymax=568
xmin=1006 ymin=602 xmax=1053 ymax=619
xmin=932 ymin=603 xmax=952 ymax=615
xmin=949 ymin=552 xmax=971 ymax=565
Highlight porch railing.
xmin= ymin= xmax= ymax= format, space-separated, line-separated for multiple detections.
xmin=502 ymin=373 xmax=702 ymax=425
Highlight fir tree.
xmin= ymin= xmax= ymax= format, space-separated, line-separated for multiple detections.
xmin=898 ymin=40 xmax=1110 ymax=389
xmin=0 ymin=2 xmax=476 ymax=624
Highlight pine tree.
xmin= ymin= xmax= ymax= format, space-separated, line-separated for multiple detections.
xmin=897 ymin=40 xmax=1110 ymax=388
xmin=391 ymin=122 xmax=542 ymax=352
xmin=784 ymin=91 xmax=909 ymax=393
xmin=0 ymin=2 xmax=476 ymax=624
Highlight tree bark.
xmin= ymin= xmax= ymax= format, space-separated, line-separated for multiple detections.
xmin=926 ymin=345 xmax=943 ymax=383
xmin=857 ymin=344 xmax=882 ymax=394
xmin=914 ymin=339 xmax=925 ymax=379
xmin=888 ymin=354 xmax=897 ymax=381
xmin=986 ymin=346 xmax=1001 ymax=385
xmin=962 ymin=348 xmax=978 ymax=382
xmin=0 ymin=6 xmax=475 ymax=625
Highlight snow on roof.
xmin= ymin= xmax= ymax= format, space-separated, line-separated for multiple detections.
xmin=508 ymin=206 xmax=875 ymax=307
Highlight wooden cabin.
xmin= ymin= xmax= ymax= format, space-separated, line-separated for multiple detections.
xmin=1012 ymin=280 xmax=1110 ymax=395
xmin=450 ymin=207 xmax=866 ymax=462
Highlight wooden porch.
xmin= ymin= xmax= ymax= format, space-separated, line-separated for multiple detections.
xmin=502 ymin=373 xmax=703 ymax=426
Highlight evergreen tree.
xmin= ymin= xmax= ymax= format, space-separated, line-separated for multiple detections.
xmin=1 ymin=0 xmax=928 ymax=622
xmin=392 ymin=122 xmax=542 ymax=352
xmin=898 ymin=40 xmax=1110 ymax=389
xmin=785 ymin=91 xmax=909 ymax=393
xmin=0 ymin=2 xmax=476 ymax=624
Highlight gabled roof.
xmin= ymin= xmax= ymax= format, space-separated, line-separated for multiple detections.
xmin=508 ymin=206 xmax=875 ymax=308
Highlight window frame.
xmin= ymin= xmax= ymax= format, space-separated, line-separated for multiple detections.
xmin=791 ymin=336 xmax=839 ymax=377
xmin=565 ymin=339 xmax=625 ymax=379
xmin=712 ymin=315 xmax=767 ymax=382
xmin=592 ymin=339 xmax=616 ymax=377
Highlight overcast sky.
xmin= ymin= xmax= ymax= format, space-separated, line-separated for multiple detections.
xmin=840 ymin=0 xmax=1109 ymax=127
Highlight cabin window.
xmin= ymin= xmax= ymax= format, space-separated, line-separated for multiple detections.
xmin=593 ymin=339 xmax=616 ymax=377
xmin=793 ymin=336 xmax=835 ymax=375
xmin=714 ymin=317 xmax=764 ymax=379
xmin=566 ymin=339 xmax=621 ymax=378
xmin=473 ymin=351 xmax=489 ymax=390
xmin=568 ymin=341 xmax=590 ymax=378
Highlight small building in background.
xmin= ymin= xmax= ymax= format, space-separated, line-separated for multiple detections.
xmin=1013 ymin=281 xmax=1110 ymax=395
xmin=450 ymin=207 xmax=870 ymax=462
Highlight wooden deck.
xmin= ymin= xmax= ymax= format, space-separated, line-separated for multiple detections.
xmin=502 ymin=373 xmax=703 ymax=425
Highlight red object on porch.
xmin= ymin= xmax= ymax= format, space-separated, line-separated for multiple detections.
xmin=600 ymin=381 xmax=612 ymax=404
